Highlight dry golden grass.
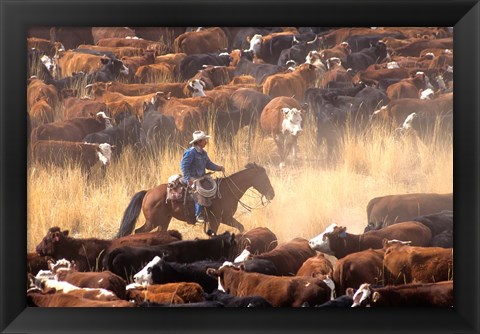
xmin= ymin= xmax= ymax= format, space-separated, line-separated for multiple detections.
xmin=27 ymin=118 xmax=452 ymax=252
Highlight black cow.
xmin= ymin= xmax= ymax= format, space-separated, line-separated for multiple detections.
xmin=315 ymin=295 xmax=354 ymax=308
xmin=140 ymin=101 xmax=177 ymax=152
xmin=353 ymin=86 xmax=389 ymax=112
xmin=205 ymin=289 xmax=273 ymax=307
xmin=104 ymin=232 xmax=237 ymax=279
xmin=344 ymin=42 xmax=388 ymax=72
xmin=431 ymin=229 xmax=453 ymax=248
xmin=146 ymin=258 xmax=278 ymax=293
xmin=277 ymin=35 xmax=322 ymax=66
xmin=83 ymin=114 xmax=142 ymax=159
xmin=179 ymin=53 xmax=231 ymax=81
xmin=234 ymin=50 xmax=284 ymax=84
xmin=231 ymin=27 xmax=282 ymax=50
xmin=86 ymin=58 xmax=129 ymax=83
xmin=44 ymin=72 xmax=86 ymax=93
xmin=402 ymin=113 xmax=453 ymax=141
xmin=345 ymin=33 xmax=404 ymax=53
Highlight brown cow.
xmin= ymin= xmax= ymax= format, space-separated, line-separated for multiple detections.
xmin=319 ymin=42 xmax=352 ymax=64
xmin=134 ymin=63 xmax=177 ymax=83
xmin=53 ymin=265 xmax=127 ymax=300
xmin=32 ymin=140 xmax=115 ymax=173
xmin=365 ymin=192 xmax=453 ymax=230
xmin=321 ymin=58 xmax=354 ymax=89
xmin=77 ymin=44 xmax=144 ymax=58
xmin=309 ymin=222 xmax=432 ymax=259
xmin=27 ymin=78 xmax=58 ymax=110
xmin=29 ymin=99 xmax=55 ymax=128
xmin=174 ymin=27 xmax=228 ymax=55
xmin=352 ymin=281 xmax=453 ymax=307
xmin=27 ymin=252 xmax=53 ymax=276
xmin=35 ymin=226 xmax=182 ymax=272
xmin=57 ymin=51 xmax=105 ymax=77
xmin=30 ymin=112 xmax=111 ymax=143
xmin=332 ymin=248 xmax=385 ymax=296
xmin=63 ymin=97 xmax=107 ymax=120
xmin=96 ymin=37 xmax=167 ymax=54
xmin=371 ymin=93 xmax=452 ymax=126
xmin=120 ymin=50 xmax=156 ymax=82
xmin=27 ymin=290 xmax=135 ymax=307
xmin=91 ymin=27 xmax=136 ymax=44
xmin=392 ymin=38 xmax=453 ymax=57
xmin=27 ymin=37 xmax=59 ymax=57
xmin=191 ymin=65 xmax=232 ymax=90
xmin=386 ymin=72 xmax=427 ymax=100
xmin=234 ymin=227 xmax=278 ymax=257
xmin=383 ymin=243 xmax=453 ymax=285
xmin=263 ymin=63 xmax=317 ymax=101
xmin=296 ymin=253 xmax=334 ymax=278
xmin=260 ymin=96 xmax=305 ymax=163
xmin=248 ymin=238 xmax=316 ymax=276
xmin=126 ymin=282 xmax=205 ymax=303
xmin=206 ymin=263 xmax=331 ymax=307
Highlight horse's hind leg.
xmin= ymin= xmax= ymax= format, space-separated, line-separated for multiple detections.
xmin=134 ymin=220 xmax=156 ymax=234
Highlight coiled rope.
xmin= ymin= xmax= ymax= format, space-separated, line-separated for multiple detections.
xmin=193 ymin=176 xmax=217 ymax=198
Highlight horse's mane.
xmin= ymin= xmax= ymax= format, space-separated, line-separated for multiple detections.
xmin=244 ymin=162 xmax=264 ymax=170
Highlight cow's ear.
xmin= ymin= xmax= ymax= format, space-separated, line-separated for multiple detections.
xmin=382 ymin=238 xmax=390 ymax=249
xmin=63 ymin=230 xmax=69 ymax=237
xmin=100 ymin=58 xmax=109 ymax=65
xmin=346 ymin=288 xmax=355 ymax=297
xmin=199 ymin=80 xmax=206 ymax=88
xmin=206 ymin=268 xmax=217 ymax=277
xmin=281 ymin=108 xmax=290 ymax=116
xmin=372 ymin=291 xmax=380 ymax=303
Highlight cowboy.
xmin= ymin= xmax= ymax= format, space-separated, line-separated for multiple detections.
xmin=180 ymin=130 xmax=225 ymax=223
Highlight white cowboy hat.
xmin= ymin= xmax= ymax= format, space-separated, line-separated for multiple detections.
xmin=189 ymin=130 xmax=211 ymax=144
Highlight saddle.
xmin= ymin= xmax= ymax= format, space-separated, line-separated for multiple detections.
xmin=166 ymin=174 xmax=217 ymax=225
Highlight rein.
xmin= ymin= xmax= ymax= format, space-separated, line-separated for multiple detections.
xmin=220 ymin=171 xmax=270 ymax=212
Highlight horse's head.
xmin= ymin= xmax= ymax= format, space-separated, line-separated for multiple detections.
xmin=245 ymin=163 xmax=275 ymax=201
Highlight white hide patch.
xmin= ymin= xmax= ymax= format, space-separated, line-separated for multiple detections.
xmin=234 ymin=249 xmax=251 ymax=263
xmin=401 ymin=113 xmax=417 ymax=130
xmin=308 ymin=223 xmax=338 ymax=253
xmin=217 ymin=277 xmax=226 ymax=293
xmin=120 ymin=63 xmax=129 ymax=75
xmin=387 ymin=61 xmax=400 ymax=69
xmin=189 ymin=79 xmax=206 ymax=97
xmin=281 ymin=108 xmax=303 ymax=136
xmin=134 ymin=256 xmax=162 ymax=285
xmin=420 ymin=88 xmax=434 ymax=100
xmin=97 ymin=143 xmax=113 ymax=166
xmin=248 ymin=34 xmax=263 ymax=55
xmin=351 ymin=283 xmax=371 ymax=307
xmin=323 ymin=277 xmax=336 ymax=300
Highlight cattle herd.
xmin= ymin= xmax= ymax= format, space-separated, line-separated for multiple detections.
xmin=27 ymin=26 xmax=453 ymax=307
xmin=27 ymin=26 xmax=452 ymax=169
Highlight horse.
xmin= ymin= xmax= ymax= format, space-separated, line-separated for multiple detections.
xmin=116 ymin=163 xmax=275 ymax=237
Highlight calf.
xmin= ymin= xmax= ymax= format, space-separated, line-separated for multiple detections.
xmin=386 ymin=72 xmax=427 ymax=100
xmin=32 ymin=140 xmax=115 ymax=174
xmin=35 ymin=226 xmax=182 ymax=272
xmin=248 ymin=238 xmax=316 ymax=276
xmin=234 ymin=50 xmax=285 ymax=84
xmin=27 ymin=253 xmax=53 ymax=276
xmin=351 ymin=281 xmax=453 ymax=307
xmin=296 ymin=253 xmax=334 ymax=278
xmin=206 ymin=262 xmax=331 ymax=307
xmin=383 ymin=243 xmax=453 ymax=285
xmin=364 ymin=193 xmax=453 ymax=231
xmin=309 ymin=222 xmax=432 ymax=259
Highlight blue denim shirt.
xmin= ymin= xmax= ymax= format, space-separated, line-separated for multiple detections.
xmin=180 ymin=146 xmax=221 ymax=185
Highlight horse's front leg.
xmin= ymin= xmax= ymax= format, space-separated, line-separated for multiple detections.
xmin=225 ymin=217 xmax=245 ymax=233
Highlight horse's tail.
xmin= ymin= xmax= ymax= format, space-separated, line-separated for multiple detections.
xmin=116 ymin=190 xmax=147 ymax=238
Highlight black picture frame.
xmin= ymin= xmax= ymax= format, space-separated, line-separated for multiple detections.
xmin=1 ymin=0 xmax=479 ymax=333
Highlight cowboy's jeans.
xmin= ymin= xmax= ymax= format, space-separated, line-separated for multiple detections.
xmin=195 ymin=202 xmax=203 ymax=218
